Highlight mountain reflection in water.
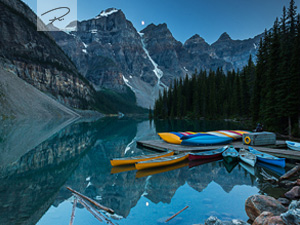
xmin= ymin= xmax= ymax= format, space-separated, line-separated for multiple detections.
xmin=0 ymin=118 xmax=287 ymax=225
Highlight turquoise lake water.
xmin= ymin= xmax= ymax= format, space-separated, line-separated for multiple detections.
xmin=0 ymin=118 xmax=288 ymax=225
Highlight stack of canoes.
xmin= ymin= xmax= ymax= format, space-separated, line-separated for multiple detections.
xmin=158 ymin=130 xmax=250 ymax=146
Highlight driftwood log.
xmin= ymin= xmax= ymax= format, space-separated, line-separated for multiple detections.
xmin=165 ymin=206 xmax=189 ymax=222
xmin=279 ymin=164 xmax=300 ymax=181
xmin=66 ymin=186 xmax=114 ymax=214
xmin=78 ymin=198 xmax=103 ymax=223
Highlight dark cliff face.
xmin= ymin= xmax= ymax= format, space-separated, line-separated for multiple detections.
xmin=0 ymin=0 xmax=96 ymax=109
xmin=211 ymin=32 xmax=263 ymax=70
xmin=51 ymin=8 xmax=163 ymax=108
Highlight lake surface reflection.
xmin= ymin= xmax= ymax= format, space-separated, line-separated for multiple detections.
xmin=0 ymin=118 xmax=287 ymax=225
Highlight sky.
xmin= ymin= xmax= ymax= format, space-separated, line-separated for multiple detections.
xmin=23 ymin=0 xmax=300 ymax=44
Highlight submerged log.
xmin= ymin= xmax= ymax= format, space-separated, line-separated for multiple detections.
xmin=279 ymin=164 xmax=300 ymax=181
xmin=165 ymin=206 xmax=189 ymax=222
xmin=78 ymin=198 xmax=103 ymax=223
xmin=77 ymin=195 xmax=115 ymax=225
xmin=66 ymin=186 xmax=114 ymax=214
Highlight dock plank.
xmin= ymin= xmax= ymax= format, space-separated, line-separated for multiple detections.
xmin=137 ymin=140 xmax=300 ymax=160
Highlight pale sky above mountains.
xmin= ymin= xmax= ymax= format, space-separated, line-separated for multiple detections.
xmin=23 ymin=0 xmax=300 ymax=44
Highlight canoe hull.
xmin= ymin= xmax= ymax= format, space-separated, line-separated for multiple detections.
xmin=257 ymin=157 xmax=285 ymax=168
xmin=248 ymin=146 xmax=285 ymax=168
xmin=239 ymin=149 xmax=256 ymax=167
xmin=223 ymin=155 xmax=238 ymax=164
xmin=188 ymin=146 xmax=227 ymax=161
xmin=239 ymin=156 xmax=256 ymax=167
xmin=181 ymin=136 xmax=232 ymax=146
xmin=222 ymin=147 xmax=239 ymax=164
xmin=135 ymin=154 xmax=189 ymax=170
xmin=286 ymin=141 xmax=300 ymax=151
xmin=110 ymin=151 xmax=174 ymax=166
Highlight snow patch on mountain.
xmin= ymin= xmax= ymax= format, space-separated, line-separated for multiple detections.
xmin=95 ymin=9 xmax=119 ymax=19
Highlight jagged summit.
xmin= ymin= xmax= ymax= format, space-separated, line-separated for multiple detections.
xmin=185 ymin=34 xmax=206 ymax=44
xmin=141 ymin=23 xmax=169 ymax=34
xmin=95 ymin=8 xmax=120 ymax=19
xmin=217 ymin=32 xmax=232 ymax=41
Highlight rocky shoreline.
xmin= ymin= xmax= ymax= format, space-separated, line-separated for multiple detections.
xmin=198 ymin=181 xmax=300 ymax=225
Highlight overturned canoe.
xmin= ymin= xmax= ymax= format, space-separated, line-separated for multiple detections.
xmin=135 ymin=153 xmax=189 ymax=170
xmin=110 ymin=151 xmax=174 ymax=166
xmin=181 ymin=135 xmax=233 ymax=146
xmin=158 ymin=130 xmax=250 ymax=145
xmin=248 ymin=146 xmax=285 ymax=168
xmin=157 ymin=132 xmax=196 ymax=145
xmin=286 ymin=141 xmax=300 ymax=151
xmin=188 ymin=146 xmax=228 ymax=160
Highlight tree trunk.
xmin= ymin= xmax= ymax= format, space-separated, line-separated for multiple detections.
xmin=298 ymin=114 xmax=300 ymax=135
xmin=288 ymin=116 xmax=292 ymax=137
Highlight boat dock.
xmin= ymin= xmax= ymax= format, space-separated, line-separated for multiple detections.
xmin=137 ymin=140 xmax=300 ymax=160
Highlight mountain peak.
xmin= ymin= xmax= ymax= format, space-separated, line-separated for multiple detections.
xmin=95 ymin=8 xmax=120 ymax=19
xmin=188 ymin=34 xmax=206 ymax=42
xmin=217 ymin=32 xmax=232 ymax=41
xmin=141 ymin=23 xmax=171 ymax=36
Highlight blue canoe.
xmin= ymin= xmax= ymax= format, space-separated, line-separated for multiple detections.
xmin=248 ymin=146 xmax=285 ymax=168
xmin=256 ymin=161 xmax=286 ymax=176
xmin=181 ymin=135 xmax=233 ymax=146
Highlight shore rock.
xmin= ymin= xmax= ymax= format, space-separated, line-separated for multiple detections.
xmin=202 ymin=216 xmax=249 ymax=225
xmin=253 ymin=211 xmax=286 ymax=225
xmin=281 ymin=200 xmax=300 ymax=225
xmin=284 ymin=186 xmax=300 ymax=200
xmin=205 ymin=216 xmax=223 ymax=225
xmin=245 ymin=195 xmax=287 ymax=221
xmin=277 ymin=198 xmax=291 ymax=206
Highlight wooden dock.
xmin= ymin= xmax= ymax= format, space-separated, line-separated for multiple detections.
xmin=137 ymin=140 xmax=300 ymax=160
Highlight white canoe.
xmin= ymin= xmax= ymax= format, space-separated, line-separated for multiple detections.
xmin=239 ymin=148 xmax=256 ymax=167
xmin=286 ymin=141 xmax=300 ymax=151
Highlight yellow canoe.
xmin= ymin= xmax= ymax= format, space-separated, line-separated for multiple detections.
xmin=135 ymin=160 xmax=189 ymax=178
xmin=135 ymin=153 xmax=189 ymax=170
xmin=110 ymin=164 xmax=136 ymax=174
xmin=110 ymin=151 xmax=174 ymax=166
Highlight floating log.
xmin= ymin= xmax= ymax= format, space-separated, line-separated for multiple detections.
xmin=165 ymin=206 xmax=189 ymax=222
xmin=78 ymin=198 xmax=103 ymax=223
xmin=69 ymin=197 xmax=77 ymax=225
xmin=77 ymin=195 xmax=115 ymax=225
xmin=66 ymin=186 xmax=114 ymax=214
xmin=279 ymin=164 xmax=300 ymax=181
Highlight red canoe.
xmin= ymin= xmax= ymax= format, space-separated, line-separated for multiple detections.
xmin=188 ymin=146 xmax=228 ymax=161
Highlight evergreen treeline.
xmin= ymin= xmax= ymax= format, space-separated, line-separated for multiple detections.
xmin=153 ymin=0 xmax=300 ymax=136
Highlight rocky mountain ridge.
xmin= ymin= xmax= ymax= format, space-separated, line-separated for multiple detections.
xmin=0 ymin=0 xmax=96 ymax=111
xmin=51 ymin=8 xmax=263 ymax=108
